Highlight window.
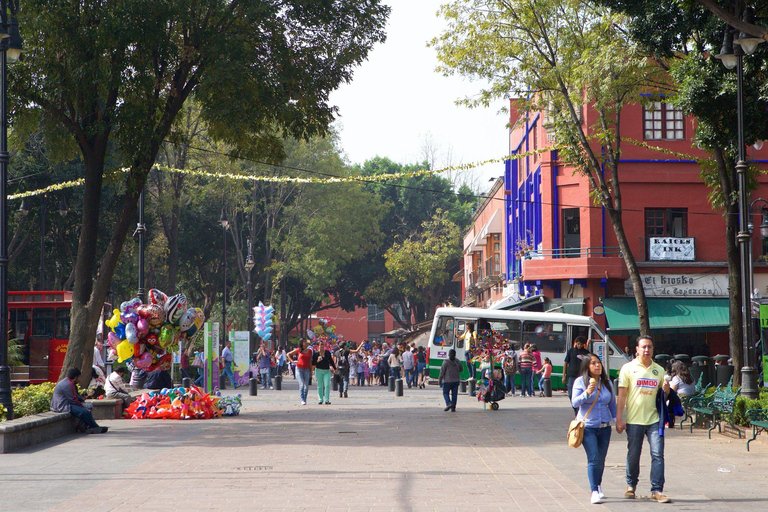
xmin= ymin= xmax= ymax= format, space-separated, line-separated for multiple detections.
xmin=367 ymin=304 xmax=385 ymax=322
xmin=487 ymin=320 xmax=523 ymax=347
xmin=55 ymin=307 xmax=70 ymax=339
xmin=645 ymin=208 xmax=687 ymax=237
xmin=522 ymin=321 xmax=566 ymax=353
xmin=643 ymin=102 xmax=684 ymax=140
xmin=11 ymin=308 xmax=31 ymax=340
xmin=434 ymin=316 xmax=456 ymax=347
xmin=32 ymin=308 xmax=55 ymax=337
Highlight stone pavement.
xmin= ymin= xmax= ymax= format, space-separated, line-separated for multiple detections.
xmin=1 ymin=379 xmax=767 ymax=512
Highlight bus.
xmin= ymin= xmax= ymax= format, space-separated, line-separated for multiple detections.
xmin=8 ymin=291 xmax=89 ymax=385
xmin=426 ymin=307 xmax=630 ymax=388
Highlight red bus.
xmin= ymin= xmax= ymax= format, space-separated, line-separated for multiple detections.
xmin=9 ymin=291 xmax=75 ymax=384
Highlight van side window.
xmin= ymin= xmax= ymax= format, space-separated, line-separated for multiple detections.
xmin=435 ymin=316 xmax=455 ymax=346
xmin=570 ymin=325 xmax=589 ymax=346
xmin=523 ymin=321 xmax=566 ymax=353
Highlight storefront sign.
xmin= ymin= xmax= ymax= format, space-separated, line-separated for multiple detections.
xmin=648 ymin=237 xmax=695 ymax=261
xmin=625 ymin=273 xmax=728 ymax=297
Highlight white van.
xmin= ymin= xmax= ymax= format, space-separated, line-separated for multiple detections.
xmin=426 ymin=307 xmax=629 ymax=387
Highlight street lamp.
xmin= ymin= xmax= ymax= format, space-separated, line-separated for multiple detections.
xmin=220 ymin=207 xmax=229 ymax=347
xmin=717 ymin=14 xmax=763 ymax=399
xmin=135 ymin=190 xmax=146 ymax=303
xmin=0 ymin=0 xmax=23 ymax=420
xmin=245 ymin=238 xmax=255 ymax=357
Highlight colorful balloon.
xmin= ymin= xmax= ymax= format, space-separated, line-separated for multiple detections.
xmin=105 ymin=309 xmax=121 ymax=330
xmin=148 ymin=289 xmax=168 ymax=307
xmin=165 ymin=294 xmax=188 ymax=324
xmin=147 ymin=304 xmax=164 ymax=328
xmin=125 ymin=322 xmax=139 ymax=344
xmin=116 ymin=340 xmax=134 ymax=362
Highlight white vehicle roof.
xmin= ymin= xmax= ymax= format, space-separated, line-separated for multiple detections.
xmin=433 ymin=307 xmax=596 ymax=325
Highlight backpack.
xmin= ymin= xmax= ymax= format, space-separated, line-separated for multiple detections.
xmin=336 ymin=351 xmax=349 ymax=370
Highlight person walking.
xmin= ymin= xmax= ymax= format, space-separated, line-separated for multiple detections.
xmin=572 ymin=354 xmax=617 ymax=504
xmin=287 ymin=339 xmax=313 ymax=405
xmin=564 ymin=336 xmax=590 ymax=412
xmin=388 ymin=347 xmax=403 ymax=381
xmin=518 ymin=344 xmax=535 ymax=397
xmin=402 ymin=345 xmax=416 ymax=388
xmin=616 ymin=335 xmax=672 ymax=503
xmin=536 ymin=357 xmax=553 ymax=396
xmin=502 ymin=344 xmax=518 ymax=396
xmin=530 ymin=343 xmax=542 ymax=392
xmin=312 ymin=344 xmax=336 ymax=405
xmin=439 ymin=349 xmax=462 ymax=412
xmin=416 ymin=346 xmax=427 ymax=389
xmin=334 ymin=344 xmax=352 ymax=398
xmin=221 ymin=340 xmax=237 ymax=389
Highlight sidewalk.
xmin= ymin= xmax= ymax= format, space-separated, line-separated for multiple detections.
xmin=1 ymin=380 xmax=766 ymax=512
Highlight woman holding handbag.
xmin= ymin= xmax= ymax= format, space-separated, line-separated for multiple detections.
xmin=571 ymin=354 xmax=616 ymax=505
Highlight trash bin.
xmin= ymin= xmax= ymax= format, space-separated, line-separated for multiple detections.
xmin=673 ymin=353 xmax=690 ymax=366
xmin=691 ymin=356 xmax=711 ymax=388
xmin=716 ymin=363 xmax=734 ymax=388
xmin=654 ymin=354 xmax=671 ymax=369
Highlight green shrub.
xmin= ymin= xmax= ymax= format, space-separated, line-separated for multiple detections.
xmin=733 ymin=392 xmax=768 ymax=427
xmin=0 ymin=403 xmax=6 ymax=421
xmin=11 ymin=382 xmax=57 ymax=419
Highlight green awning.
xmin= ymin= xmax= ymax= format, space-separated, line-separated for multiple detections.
xmin=602 ymin=298 xmax=730 ymax=335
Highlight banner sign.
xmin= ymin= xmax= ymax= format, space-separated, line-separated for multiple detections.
xmin=625 ymin=273 xmax=727 ymax=297
xmin=648 ymin=237 xmax=695 ymax=261
xmin=230 ymin=331 xmax=251 ymax=387
xmin=204 ymin=322 xmax=220 ymax=393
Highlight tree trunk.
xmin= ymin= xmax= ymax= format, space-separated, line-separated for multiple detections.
xmin=606 ymin=207 xmax=651 ymax=336
xmin=715 ymin=148 xmax=743 ymax=384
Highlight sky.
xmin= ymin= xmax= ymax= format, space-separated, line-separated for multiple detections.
xmin=329 ymin=0 xmax=509 ymax=190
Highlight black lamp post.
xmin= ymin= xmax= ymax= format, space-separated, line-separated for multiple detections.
xmin=716 ymin=10 xmax=763 ymax=399
xmin=0 ymin=0 xmax=23 ymax=421
xmin=220 ymin=207 xmax=229 ymax=346
xmin=245 ymin=237 xmax=255 ymax=357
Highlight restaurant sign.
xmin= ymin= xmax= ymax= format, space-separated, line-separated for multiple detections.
xmin=625 ymin=273 xmax=728 ymax=297
xmin=648 ymin=237 xmax=695 ymax=261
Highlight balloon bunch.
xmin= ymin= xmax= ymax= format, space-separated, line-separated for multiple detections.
xmin=105 ymin=289 xmax=205 ymax=371
xmin=252 ymin=302 xmax=275 ymax=341
xmin=306 ymin=317 xmax=339 ymax=347
xmin=123 ymin=386 xmax=226 ymax=420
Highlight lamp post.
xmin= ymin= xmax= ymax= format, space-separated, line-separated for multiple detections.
xmin=0 ymin=0 xmax=22 ymax=420
xmin=716 ymin=11 xmax=763 ymax=399
xmin=220 ymin=207 xmax=229 ymax=347
xmin=245 ymin=237 xmax=255 ymax=357
xmin=136 ymin=190 xmax=146 ymax=303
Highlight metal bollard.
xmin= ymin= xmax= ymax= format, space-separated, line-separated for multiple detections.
xmin=468 ymin=379 xmax=476 ymax=396
xmin=388 ymin=376 xmax=396 ymax=392
xmin=275 ymin=374 xmax=282 ymax=390
xmin=543 ymin=378 xmax=552 ymax=397
xmin=395 ymin=378 xmax=404 ymax=396
xmin=249 ymin=378 xmax=258 ymax=396
xmin=332 ymin=376 xmax=338 ymax=391
xmin=459 ymin=380 xmax=467 ymax=393
xmin=181 ymin=377 xmax=192 ymax=389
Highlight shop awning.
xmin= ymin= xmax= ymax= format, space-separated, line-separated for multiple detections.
xmin=602 ymin=298 xmax=729 ymax=335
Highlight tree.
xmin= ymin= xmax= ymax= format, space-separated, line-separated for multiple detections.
xmin=366 ymin=210 xmax=463 ymax=329
xmin=591 ymin=0 xmax=768 ymax=386
xmin=10 ymin=0 xmax=389 ymax=379
xmin=432 ymin=0 xmax=665 ymax=334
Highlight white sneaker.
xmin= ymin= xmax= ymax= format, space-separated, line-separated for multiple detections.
xmin=269 ymin=386 xmax=274 ymax=390
xmin=301 ymin=401 xmax=306 ymax=406
xmin=591 ymin=491 xmax=602 ymax=504
xmin=597 ymin=486 xmax=605 ymax=499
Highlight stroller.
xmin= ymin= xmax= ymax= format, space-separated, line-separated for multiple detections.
xmin=479 ymin=377 xmax=506 ymax=410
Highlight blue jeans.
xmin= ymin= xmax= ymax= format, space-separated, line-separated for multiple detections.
xmin=504 ymin=374 xmax=516 ymax=395
xmin=70 ymin=404 xmax=99 ymax=429
xmin=259 ymin=368 xmax=272 ymax=388
xmin=538 ymin=373 xmax=545 ymax=392
xmin=222 ymin=362 xmax=236 ymax=387
xmin=626 ymin=423 xmax=665 ymax=493
xmin=442 ymin=381 xmax=459 ymax=408
xmin=520 ymin=368 xmax=534 ymax=396
xmin=404 ymin=368 xmax=415 ymax=388
xmin=296 ymin=368 xmax=310 ymax=403
xmin=390 ymin=367 xmax=401 ymax=380
xmin=338 ymin=371 xmax=349 ymax=392
xmin=582 ymin=425 xmax=612 ymax=492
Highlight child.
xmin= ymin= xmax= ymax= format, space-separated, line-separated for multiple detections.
xmin=536 ymin=357 xmax=553 ymax=397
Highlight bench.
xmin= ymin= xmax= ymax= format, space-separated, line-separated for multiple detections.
xmin=745 ymin=408 xmax=768 ymax=451
xmin=690 ymin=382 xmax=741 ymax=439
xmin=677 ymin=373 xmax=705 ymax=430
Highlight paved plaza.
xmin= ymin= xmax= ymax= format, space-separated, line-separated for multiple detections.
xmin=1 ymin=380 xmax=767 ymax=512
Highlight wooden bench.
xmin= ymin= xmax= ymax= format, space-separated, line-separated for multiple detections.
xmin=690 ymin=382 xmax=741 ymax=439
xmin=745 ymin=408 xmax=768 ymax=451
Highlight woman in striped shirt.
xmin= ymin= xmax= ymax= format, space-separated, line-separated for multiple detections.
xmin=518 ymin=344 xmax=535 ymax=397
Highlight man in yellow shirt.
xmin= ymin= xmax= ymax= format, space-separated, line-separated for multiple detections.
xmin=616 ymin=335 xmax=671 ymax=503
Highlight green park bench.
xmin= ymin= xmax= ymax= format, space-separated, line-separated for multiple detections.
xmin=678 ymin=373 xmax=705 ymax=430
xmin=745 ymin=408 xmax=768 ymax=452
xmin=689 ymin=378 xmax=741 ymax=439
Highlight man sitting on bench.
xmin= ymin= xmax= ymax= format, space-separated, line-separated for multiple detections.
xmin=51 ymin=368 xmax=108 ymax=434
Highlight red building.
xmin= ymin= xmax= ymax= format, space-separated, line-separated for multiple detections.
xmin=464 ymin=97 xmax=768 ymax=358
xmin=301 ymin=303 xmax=400 ymax=345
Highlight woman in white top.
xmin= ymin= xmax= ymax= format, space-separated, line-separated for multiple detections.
xmin=669 ymin=360 xmax=696 ymax=396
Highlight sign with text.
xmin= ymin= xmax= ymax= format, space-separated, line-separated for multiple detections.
xmin=229 ymin=331 xmax=251 ymax=387
xmin=625 ymin=273 xmax=728 ymax=297
xmin=648 ymin=237 xmax=695 ymax=261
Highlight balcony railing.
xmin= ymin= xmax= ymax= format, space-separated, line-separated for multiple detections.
xmin=522 ymin=246 xmax=622 ymax=259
